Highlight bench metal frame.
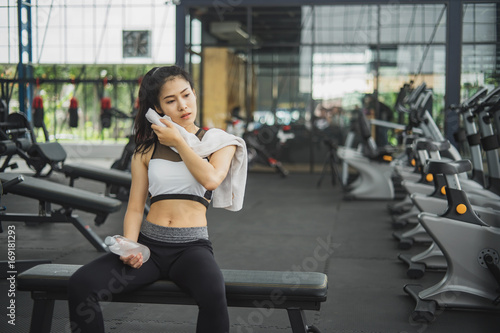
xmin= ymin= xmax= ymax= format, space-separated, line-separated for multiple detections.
xmin=28 ymin=290 xmax=322 ymax=333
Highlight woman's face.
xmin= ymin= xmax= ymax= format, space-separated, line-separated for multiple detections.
xmin=157 ymin=77 xmax=198 ymax=132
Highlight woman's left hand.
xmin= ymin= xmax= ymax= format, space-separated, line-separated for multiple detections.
xmin=120 ymin=253 xmax=143 ymax=269
xmin=151 ymin=118 xmax=183 ymax=147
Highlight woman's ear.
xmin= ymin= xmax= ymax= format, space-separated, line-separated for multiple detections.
xmin=154 ymin=107 xmax=164 ymax=115
xmin=193 ymin=89 xmax=197 ymax=98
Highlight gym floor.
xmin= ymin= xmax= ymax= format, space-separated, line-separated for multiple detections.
xmin=0 ymin=162 xmax=499 ymax=332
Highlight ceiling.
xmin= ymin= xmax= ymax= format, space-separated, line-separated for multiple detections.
xmin=190 ymin=6 xmax=303 ymax=48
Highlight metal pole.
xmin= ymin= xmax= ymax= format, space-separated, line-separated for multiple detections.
xmin=309 ymin=5 xmax=316 ymax=173
xmin=17 ymin=0 xmax=33 ymax=120
xmin=444 ymin=0 xmax=463 ymax=148
xmin=246 ymin=6 xmax=253 ymax=128
xmin=176 ymin=3 xmax=186 ymax=68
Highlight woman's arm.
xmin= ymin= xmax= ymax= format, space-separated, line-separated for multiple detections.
xmin=176 ymin=142 xmax=236 ymax=191
xmin=120 ymin=151 xmax=150 ymax=269
xmin=123 ymin=152 xmax=150 ymax=242
xmin=152 ymin=121 xmax=236 ymax=190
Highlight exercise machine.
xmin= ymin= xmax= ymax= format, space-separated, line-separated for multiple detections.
xmin=337 ymin=109 xmax=399 ymax=200
xmin=404 ymin=159 xmax=500 ymax=322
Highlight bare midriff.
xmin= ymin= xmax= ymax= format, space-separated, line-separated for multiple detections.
xmin=146 ymin=199 xmax=208 ymax=228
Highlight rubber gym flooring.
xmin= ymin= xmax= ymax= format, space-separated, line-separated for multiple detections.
xmin=1 ymin=165 xmax=499 ymax=332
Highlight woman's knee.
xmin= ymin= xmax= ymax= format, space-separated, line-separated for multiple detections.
xmin=69 ymin=265 xmax=101 ymax=301
xmin=197 ymin=276 xmax=227 ymax=307
xmin=69 ymin=266 xmax=90 ymax=290
xmin=68 ymin=257 xmax=123 ymax=301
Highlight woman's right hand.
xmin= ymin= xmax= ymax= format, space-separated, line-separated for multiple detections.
xmin=151 ymin=118 xmax=183 ymax=148
xmin=120 ymin=253 xmax=144 ymax=269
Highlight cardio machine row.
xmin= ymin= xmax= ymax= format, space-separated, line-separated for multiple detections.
xmin=335 ymin=82 xmax=500 ymax=322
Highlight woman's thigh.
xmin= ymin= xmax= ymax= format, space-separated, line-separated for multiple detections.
xmin=168 ymin=243 xmax=225 ymax=298
xmin=70 ymin=253 xmax=162 ymax=297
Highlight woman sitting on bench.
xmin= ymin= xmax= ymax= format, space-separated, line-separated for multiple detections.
xmin=68 ymin=66 xmax=247 ymax=333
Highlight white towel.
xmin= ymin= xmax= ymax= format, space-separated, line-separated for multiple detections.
xmin=152 ymin=113 xmax=247 ymax=211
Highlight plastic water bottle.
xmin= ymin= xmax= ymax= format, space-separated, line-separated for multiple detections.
xmin=105 ymin=235 xmax=150 ymax=263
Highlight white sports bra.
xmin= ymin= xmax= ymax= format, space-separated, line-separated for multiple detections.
xmin=148 ymin=129 xmax=212 ymax=208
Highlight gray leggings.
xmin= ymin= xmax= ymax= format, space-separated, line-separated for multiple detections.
xmin=68 ymin=233 xmax=229 ymax=333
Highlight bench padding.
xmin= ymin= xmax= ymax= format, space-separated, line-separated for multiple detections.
xmin=17 ymin=264 xmax=328 ymax=309
xmin=0 ymin=173 xmax=121 ymax=215
xmin=30 ymin=142 xmax=67 ymax=162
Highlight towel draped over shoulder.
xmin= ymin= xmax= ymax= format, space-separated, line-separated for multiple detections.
xmin=161 ymin=115 xmax=247 ymax=211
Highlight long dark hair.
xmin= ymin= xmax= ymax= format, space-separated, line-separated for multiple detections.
xmin=134 ymin=66 xmax=195 ymax=154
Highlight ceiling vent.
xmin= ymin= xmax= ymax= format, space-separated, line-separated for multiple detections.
xmin=210 ymin=21 xmax=256 ymax=44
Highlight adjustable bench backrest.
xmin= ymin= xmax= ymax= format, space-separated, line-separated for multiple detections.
xmin=0 ymin=112 xmax=67 ymax=176
xmin=60 ymin=163 xmax=131 ymax=189
xmin=0 ymin=173 xmax=122 ymax=251
xmin=17 ymin=264 xmax=328 ymax=333
xmin=0 ymin=173 xmax=121 ymax=218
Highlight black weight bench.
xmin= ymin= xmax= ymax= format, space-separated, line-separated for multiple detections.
xmin=60 ymin=163 xmax=131 ymax=194
xmin=61 ymin=163 xmax=131 ymax=188
xmin=27 ymin=140 xmax=132 ymax=199
xmin=0 ymin=173 xmax=122 ymax=252
xmin=59 ymin=164 xmax=152 ymax=214
xmin=17 ymin=264 xmax=328 ymax=333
